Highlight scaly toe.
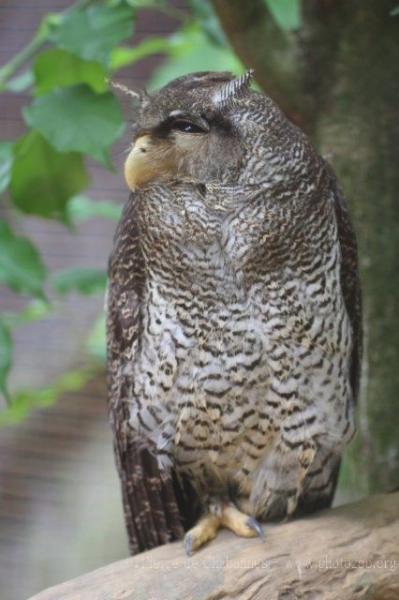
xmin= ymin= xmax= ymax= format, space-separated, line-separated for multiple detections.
xmin=221 ymin=503 xmax=265 ymax=539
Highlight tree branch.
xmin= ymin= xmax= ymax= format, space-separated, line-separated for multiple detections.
xmin=211 ymin=0 xmax=307 ymax=124
xmin=29 ymin=492 xmax=399 ymax=600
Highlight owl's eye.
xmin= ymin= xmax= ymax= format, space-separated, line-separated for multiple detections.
xmin=171 ymin=119 xmax=207 ymax=134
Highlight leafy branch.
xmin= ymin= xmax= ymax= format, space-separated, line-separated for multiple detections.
xmin=0 ymin=0 xmax=99 ymax=90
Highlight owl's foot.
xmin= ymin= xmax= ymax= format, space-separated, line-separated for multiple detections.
xmin=221 ymin=504 xmax=265 ymax=540
xmin=184 ymin=513 xmax=220 ymax=556
xmin=184 ymin=502 xmax=264 ymax=556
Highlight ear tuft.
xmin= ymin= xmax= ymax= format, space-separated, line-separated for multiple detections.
xmin=108 ymin=79 xmax=151 ymax=108
xmin=212 ymin=70 xmax=255 ymax=109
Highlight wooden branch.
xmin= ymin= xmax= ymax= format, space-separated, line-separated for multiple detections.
xmin=30 ymin=493 xmax=399 ymax=600
xmin=211 ymin=0 xmax=307 ymax=123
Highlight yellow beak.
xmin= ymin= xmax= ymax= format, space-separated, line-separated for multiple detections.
xmin=124 ymin=135 xmax=153 ymax=191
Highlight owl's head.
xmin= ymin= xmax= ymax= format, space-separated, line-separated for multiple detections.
xmin=123 ymin=70 xmax=299 ymax=191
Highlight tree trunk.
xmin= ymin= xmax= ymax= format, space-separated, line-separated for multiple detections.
xmin=212 ymin=0 xmax=399 ymax=497
xmin=313 ymin=0 xmax=399 ymax=495
xmin=28 ymin=493 xmax=399 ymax=600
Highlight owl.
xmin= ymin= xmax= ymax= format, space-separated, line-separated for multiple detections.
xmin=107 ymin=71 xmax=362 ymax=556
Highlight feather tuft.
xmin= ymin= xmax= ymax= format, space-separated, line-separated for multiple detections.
xmin=212 ymin=69 xmax=255 ymax=109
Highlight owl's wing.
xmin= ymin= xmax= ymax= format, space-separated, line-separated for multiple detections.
xmin=330 ymin=172 xmax=363 ymax=402
xmin=107 ymin=194 xmax=198 ymax=554
xmin=297 ymin=169 xmax=362 ymax=517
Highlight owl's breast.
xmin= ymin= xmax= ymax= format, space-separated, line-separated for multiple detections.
xmin=129 ymin=183 xmax=353 ymax=484
xmin=129 ymin=285 xmax=272 ymax=475
xmin=137 ymin=181 xmax=271 ymax=270
xmin=128 ymin=254 xmax=353 ymax=480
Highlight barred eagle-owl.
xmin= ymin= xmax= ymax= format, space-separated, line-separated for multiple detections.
xmin=107 ymin=71 xmax=362 ymax=555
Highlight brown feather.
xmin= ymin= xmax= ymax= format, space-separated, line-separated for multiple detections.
xmin=107 ymin=194 xmax=197 ymax=553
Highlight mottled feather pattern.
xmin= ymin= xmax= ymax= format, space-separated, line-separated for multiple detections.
xmin=107 ymin=72 xmax=362 ymax=553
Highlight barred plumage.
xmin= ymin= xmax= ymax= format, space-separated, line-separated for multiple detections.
xmin=107 ymin=71 xmax=362 ymax=554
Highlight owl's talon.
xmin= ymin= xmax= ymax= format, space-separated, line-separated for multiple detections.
xmin=184 ymin=534 xmax=194 ymax=557
xmin=246 ymin=516 xmax=265 ymax=541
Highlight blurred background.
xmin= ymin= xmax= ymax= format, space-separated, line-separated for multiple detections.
xmin=0 ymin=1 xmax=398 ymax=598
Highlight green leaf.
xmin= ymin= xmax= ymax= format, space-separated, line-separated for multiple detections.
xmin=0 ymin=142 xmax=14 ymax=194
xmin=6 ymin=70 xmax=34 ymax=92
xmin=390 ymin=6 xmax=399 ymax=16
xmin=10 ymin=131 xmax=89 ymax=220
xmin=186 ymin=0 xmax=226 ymax=47
xmin=0 ymin=220 xmax=47 ymax=298
xmin=110 ymin=37 xmax=172 ymax=70
xmin=108 ymin=0 xmax=164 ymax=7
xmin=86 ymin=313 xmax=106 ymax=363
xmin=51 ymin=4 xmax=134 ymax=66
xmin=34 ymin=49 xmax=108 ymax=95
xmin=66 ymin=195 xmax=122 ymax=223
xmin=1 ymin=299 xmax=51 ymax=329
xmin=52 ymin=267 xmax=107 ymax=296
xmin=0 ymin=320 xmax=12 ymax=402
xmin=24 ymin=86 xmax=125 ymax=166
xmin=0 ymin=367 xmax=94 ymax=425
xmin=264 ymin=0 xmax=301 ymax=31
xmin=150 ymin=24 xmax=243 ymax=91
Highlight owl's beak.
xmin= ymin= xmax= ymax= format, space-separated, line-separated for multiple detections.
xmin=124 ymin=134 xmax=153 ymax=190
xmin=125 ymin=133 xmax=177 ymax=190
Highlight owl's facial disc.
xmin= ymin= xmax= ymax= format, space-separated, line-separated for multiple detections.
xmin=124 ymin=111 xmax=210 ymax=191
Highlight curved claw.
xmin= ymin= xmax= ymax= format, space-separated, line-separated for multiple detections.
xmin=184 ymin=534 xmax=193 ymax=557
xmin=246 ymin=516 xmax=265 ymax=541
